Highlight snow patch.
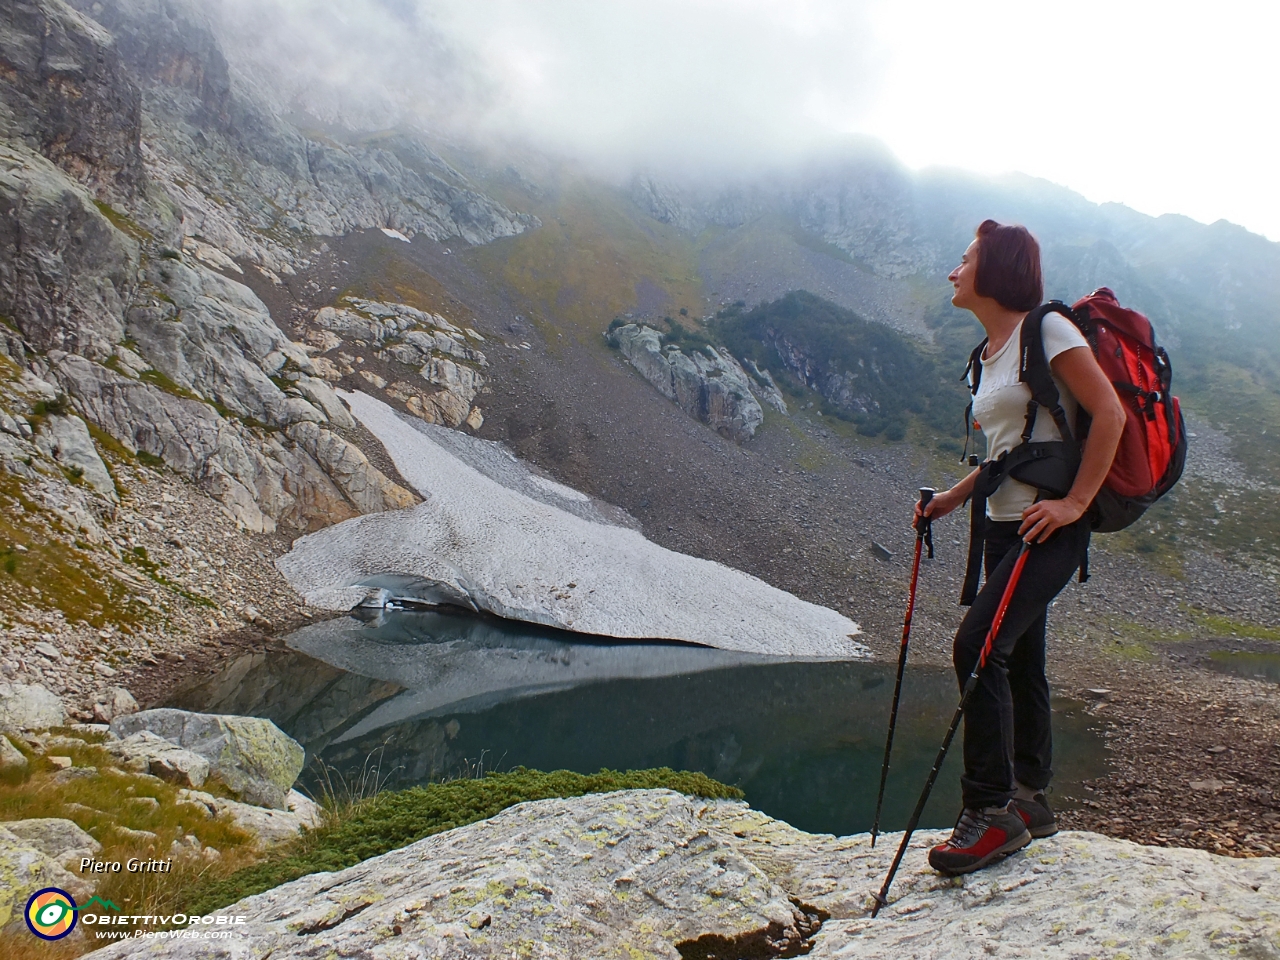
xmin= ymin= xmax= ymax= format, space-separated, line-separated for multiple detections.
xmin=275 ymin=391 xmax=868 ymax=658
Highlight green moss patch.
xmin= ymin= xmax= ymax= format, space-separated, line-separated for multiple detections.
xmin=92 ymin=200 xmax=152 ymax=242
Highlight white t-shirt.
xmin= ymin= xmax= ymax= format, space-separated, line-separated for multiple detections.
xmin=971 ymin=313 xmax=1090 ymax=521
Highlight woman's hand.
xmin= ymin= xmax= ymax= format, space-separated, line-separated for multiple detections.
xmin=1019 ymin=496 xmax=1087 ymax=543
xmin=915 ymin=484 xmax=968 ymax=525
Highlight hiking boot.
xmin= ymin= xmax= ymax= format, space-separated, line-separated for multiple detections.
xmin=928 ymin=804 xmax=1031 ymax=875
xmin=1013 ymin=792 xmax=1058 ymax=838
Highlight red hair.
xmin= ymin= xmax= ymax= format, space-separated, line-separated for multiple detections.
xmin=974 ymin=219 xmax=1043 ymax=311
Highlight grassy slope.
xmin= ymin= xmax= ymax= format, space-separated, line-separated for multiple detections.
xmin=465 ymin=177 xmax=706 ymax=346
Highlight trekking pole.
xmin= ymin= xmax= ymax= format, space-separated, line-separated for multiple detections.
xmin=870 ymin=539 xmax=1032 ymax=918
xmin=870 ymin=487 xmax=935 ymax=848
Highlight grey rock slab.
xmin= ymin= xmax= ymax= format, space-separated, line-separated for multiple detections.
xmin=110 ymin=709 xmax=304 ymax=809
xmin=106 ymin=730 xmax=211 ymax=788
xmin=34 ymin=413 xmax=118 ymax=499
xmin=278 ymin=390 xmax=867 ymax=658
xmin=0 ymin=680 xmax=67 ymax=731
xmin=3 ymin=818 xmax=101 ymax=866
xmin=88 ymin=790 xmax=1280 ymax=960
xmin=52 ymin=352 xmax=412 ymax=532
xmin=93 ymin=685 xmax=139 ymax=724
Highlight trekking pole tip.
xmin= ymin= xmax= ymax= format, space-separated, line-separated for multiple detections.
xmin=870 ymin=891 xmax=889 ymax=918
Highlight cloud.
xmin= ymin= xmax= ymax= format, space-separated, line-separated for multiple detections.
xmin=207 ymin=0 xmax=1280 ymax=239
xmin=212 ymin=0 xmax=886 ymax=176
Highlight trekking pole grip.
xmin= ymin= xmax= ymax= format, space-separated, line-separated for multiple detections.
xmin=916 ymin=487 xmax=935 ymax=557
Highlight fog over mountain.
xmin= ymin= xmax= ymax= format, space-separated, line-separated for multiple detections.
xmin=202 ymin=0 xmax=1279 ymax=239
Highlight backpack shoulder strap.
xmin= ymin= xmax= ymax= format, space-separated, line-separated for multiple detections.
xmin=963 ymin=339 xmax=987 ymax=396
xmin=959 ymin=339 xmax=987 ymax=465
xmin=1018 ymin=303 xmax=1079 ymax=449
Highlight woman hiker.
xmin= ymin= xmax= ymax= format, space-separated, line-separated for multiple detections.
xmin=916 ymin=219 xmax=1125 ymax=875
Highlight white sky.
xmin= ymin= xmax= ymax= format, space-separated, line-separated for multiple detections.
xmin=225 ymin=0 xmax=1280 ymax=240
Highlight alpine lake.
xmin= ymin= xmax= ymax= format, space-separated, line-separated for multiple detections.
xmin=168 ymin=609 xmax=1109 ymax=835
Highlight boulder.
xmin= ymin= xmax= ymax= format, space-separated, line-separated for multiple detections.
xmin=0 ymin=734 xmax=28 ymax=772
xmin=106 ymin=730 xmax=210 ymax=788
xmin=84 ymin=790 xmax=1280 ymax=960
xmin=278 ymin=391 xmax=866 ymax=659
xmin=0 ymin=825 xmax=91 ymax=931
xmin=34 ymin=413 xmax=118 ymax=500
xmin=0 ymin=681 xmax=66 ymax=732
xmin=110 ymin=710 xmax=304 ymax=809
xmin=608 ymin=323 xmax=765 ymax=441
xmin=177 ymin=788 xmax=321 ymax=847
xmin=3 ymin=818 xmax=101 ymax=866
xmin=92 ymin=686 xmax=139 ymax=724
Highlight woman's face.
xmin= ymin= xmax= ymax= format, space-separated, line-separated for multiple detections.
xmin=948 ymin=239 xmax=980 ymax=310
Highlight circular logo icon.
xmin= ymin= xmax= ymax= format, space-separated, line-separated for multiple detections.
xmin=26 ymin=887 xmax=78 ymax=940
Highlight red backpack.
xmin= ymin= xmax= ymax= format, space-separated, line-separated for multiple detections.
xmin=959 ymin=289 xmax=1187 ymax=603
xmin=1059 ymin=288 xmax=1187 ymax=530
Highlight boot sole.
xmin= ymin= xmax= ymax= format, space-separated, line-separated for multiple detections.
xmin=930 ymin=828 xmax=1032 ymax=876
xmin=1028 ymin=823 xmax=1058 ymax=839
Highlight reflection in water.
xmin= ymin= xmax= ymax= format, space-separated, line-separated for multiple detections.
xmin=171 ymin=610 xmax=1108 ymax=836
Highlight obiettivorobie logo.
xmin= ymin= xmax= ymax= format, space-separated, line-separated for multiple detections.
xmin=26 ymin=886 xmax=249 ymax=943
xmin=25 ymin=889 xmax=119 ymax=940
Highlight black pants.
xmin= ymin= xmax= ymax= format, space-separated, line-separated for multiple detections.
xmin=953 ymin=518 xmax=1089 ymax=809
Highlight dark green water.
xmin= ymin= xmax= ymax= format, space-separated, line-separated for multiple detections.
xmin=170 ymin=610 xmax=1108 ymax=836
xmin=1207 ymin=649 xmax=1280 ymax=683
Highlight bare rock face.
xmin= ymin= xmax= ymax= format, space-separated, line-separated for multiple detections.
xmin=106 ymin=729 xmax=211 ymax=788
xmin=63 ymin=0 xmax=534 ymax=269
xmin=90 ymin=790 xmax=1280 ymax=960
xmin=52 ymin=350 xmax=415 ymax=532
xmin=0 ymin=144 xmax=138 ymax=358
xmin=34 ymin=413 xmax=118 ymax=500
xmin=310 ymin=298 xmax=488 ymax=429
xmin=608 ymin=323 xmax=767 ymax=442
xmin=128 ymin=257 xmax=322 ymax=427
xmin=0 ymin=0 xmax=146 ymax=200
